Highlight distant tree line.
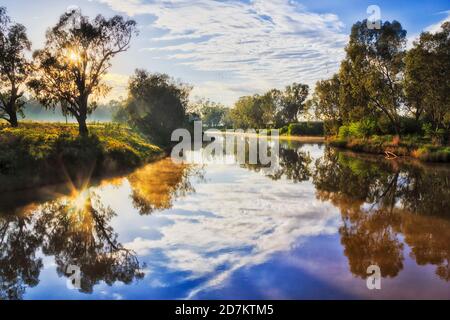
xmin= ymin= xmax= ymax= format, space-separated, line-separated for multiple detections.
xmin=190 ymin=19 xmax=449 ymax=144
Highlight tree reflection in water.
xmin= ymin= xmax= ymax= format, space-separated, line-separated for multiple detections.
xmin=127 ymin=158 xmax=200 ymax=215
xmin=241 ymin=142 xmax=313 ymax=183
xmin=0 ymin=158 xmax=201 ymax=299
xmin=313 ymin=148 xmax=450 ymax=281
xmin=34 ymin=190 xmax=144 ymax=293
xmin=1 ymin=143 xmax=449 ymax=299
xmin=0 ymin=213 xmax=43 ymax=299
xmin=0 ymin=189 xmax=144 ymax=298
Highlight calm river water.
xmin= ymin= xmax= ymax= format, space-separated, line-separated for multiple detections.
xmin=0 ymin=141 xmax=449 ymax=299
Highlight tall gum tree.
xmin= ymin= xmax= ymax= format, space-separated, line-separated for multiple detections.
xmin=340 ymin=20 xmax=407 ymax=133
xmin=0 ymin=7 xmax=31 ymax=127
xmin=405 ymin=22 xmax=450 ymax=135
xmin=28 ymin=9 xmax=137 ymax=136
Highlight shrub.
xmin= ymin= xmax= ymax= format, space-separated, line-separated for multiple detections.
xmin=323 ymin=120 xmax=341 ymax=136
xmin=345 ymin=119 xmax=376 ymax=138
xmin=399 ymin=117 xmax=422 ymax=135
xmin=279 ymin=125 xmax=289 ymax=135
xmin=338 ymin=125 xmax=350 ymax=139
xmin=422 ymin=123 xmax=445 ymax=145
xmin=288 ymin=122 xmax=324 ymax=136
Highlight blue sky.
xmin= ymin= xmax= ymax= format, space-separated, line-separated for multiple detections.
xmin=2 ymin=0 xmax=449 ymax=104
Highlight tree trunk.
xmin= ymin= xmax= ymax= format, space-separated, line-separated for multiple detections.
xmin=77 ymin=97 xmax=89 ymax=136
xmin=9 ymin=111 xmax=18 ymax=127
xmin=78 ymin=117 xmax=88 ymax=136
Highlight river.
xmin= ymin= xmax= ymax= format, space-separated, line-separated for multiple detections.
xmin=0 ymin=140 xmax=449 ymax=299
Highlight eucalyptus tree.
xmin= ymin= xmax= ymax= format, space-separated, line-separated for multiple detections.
xmin=404 ymin=22 xmax=450 ymax=135
xmin=0 ymin=7 xmax=31 ymax=127
xmin=28 ymin=9 xmax=137 ymax=135
xmin=340 ymin=20 xmax=407 ymax=133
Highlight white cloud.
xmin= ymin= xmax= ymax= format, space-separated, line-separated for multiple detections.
xmin=96 ymin=149 xmax=341 ymax=298
xmin=407 ymin=10 xmax=450 ymax=48
xmin=425 ymin=10 xmax=450 ymax=33
xmin=96 ymin=0 xmax=348 ymax=104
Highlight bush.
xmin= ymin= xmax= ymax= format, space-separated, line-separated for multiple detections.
xmin=279 ymin=125 xmax=289 ymax=135
xmin=422 ymin=123 xmax=446 ymax=145
xmin=323 ymin=120 xmax=341 ymax=136
xmin=288 ymin=122 xmax=324 ymax=136
xmin=399 ymin=117 xmax=422 ymax=135
xmin=338 ymin=125 xmax=350 ymax=139
xmin=346 ymin=120 xmax=376 ymax=138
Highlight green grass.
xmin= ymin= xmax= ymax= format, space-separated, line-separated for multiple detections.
xmin=328 ymin=134 xmax=450 ymax=163
xmin=0 ymin=122 xmax=163 ymax=192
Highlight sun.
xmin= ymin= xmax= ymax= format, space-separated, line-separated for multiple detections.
xmin=71 ymin=188 xmax=90 ymax=213
xmin=66 ymin=49 xmax=81 ymax=63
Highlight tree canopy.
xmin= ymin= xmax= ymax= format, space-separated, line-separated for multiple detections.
xmin=312 ymin=19 xmax=449 ymax=143
xmin=122 ymin=69 xmax=191 ymax=145
xmin=28 ymin=9 xmax=137 ymax=135
xmin=229 ymin=83 xmax=309 ymax=129
xmin=0 ymin=7 xmax=31 ymax=127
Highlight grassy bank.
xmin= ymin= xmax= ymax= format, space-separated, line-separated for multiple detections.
xmin=328 ymin=135 xmax=450 ymax=163
xmin=0 ymin=122 xmax=163 ymax=192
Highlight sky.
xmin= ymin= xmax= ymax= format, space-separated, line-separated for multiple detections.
xmin=2 ymin=0 xmax=449 ymax=105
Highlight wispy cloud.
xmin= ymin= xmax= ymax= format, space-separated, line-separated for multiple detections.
xmin=98 ymin=147 xmax=341 ymax=298
xmin=96 ymin=0 xmax=348 ymax=104
xmin=407 ymin=10 xmax=450 ymax=48
xmin=425 ymin=10 xmax=450 ymax=33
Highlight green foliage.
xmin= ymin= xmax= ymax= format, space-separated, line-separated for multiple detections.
xmin=422 ymin=123 xmax=446 ymax=144
xmin=229 ymin=83 xmax=309 ymax=129
xmin=404 ymin=22 xmax=450 ymax=133
xmin=27 ymin=10 xmax=137 ymax=136
xmin=310 ymin=74 xmax=341 ymax=133
xmin=190 ymin=99 xmax=228 ymax=128
xmin=121 ymin=70 xmax=191 ymax=146
xmin=338 ymin=120 xmax=375 ymax=139
xmin=314 ymin=20 xmax=449 ymax=148
xmin=329 ymin=133 xmax=450 ymax=163
xmin=0 ymin=122 xmax=162 ymax=191
xmin=0 ymin=7 xmax=31 ymax=127
xmin=288 ymin=122 xmax=324 ymax=136
xmin=279 ymin=125 xmax=289 ymax=135
xmin=338 ymin=125 xmax=350 ymax=139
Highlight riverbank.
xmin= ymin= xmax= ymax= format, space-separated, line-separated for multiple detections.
xmin=0 ymin=122 xmax=164 ymax=192
xmin=328 ymin=135 xmax=450 ymax=163
xmin=279 ymin=134 xmax=325 ymax=143
xmin=221 ymin=131 xmax=325 ymax=143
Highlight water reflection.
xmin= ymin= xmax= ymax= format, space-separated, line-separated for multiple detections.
xmin=0 ymin=141 xmax=449 ymax=299
xmin=128 ymin=158 xmax=198 ymax=215
xmin=0 ymin=214 xmax=42 ymax=299
xmin=313 ymin=148 xmax=450 ymax=281
xmin=35 ymin=191 xmax=144 ymax=293
xmin=0 ymin=190 xmax=144 ymax=298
